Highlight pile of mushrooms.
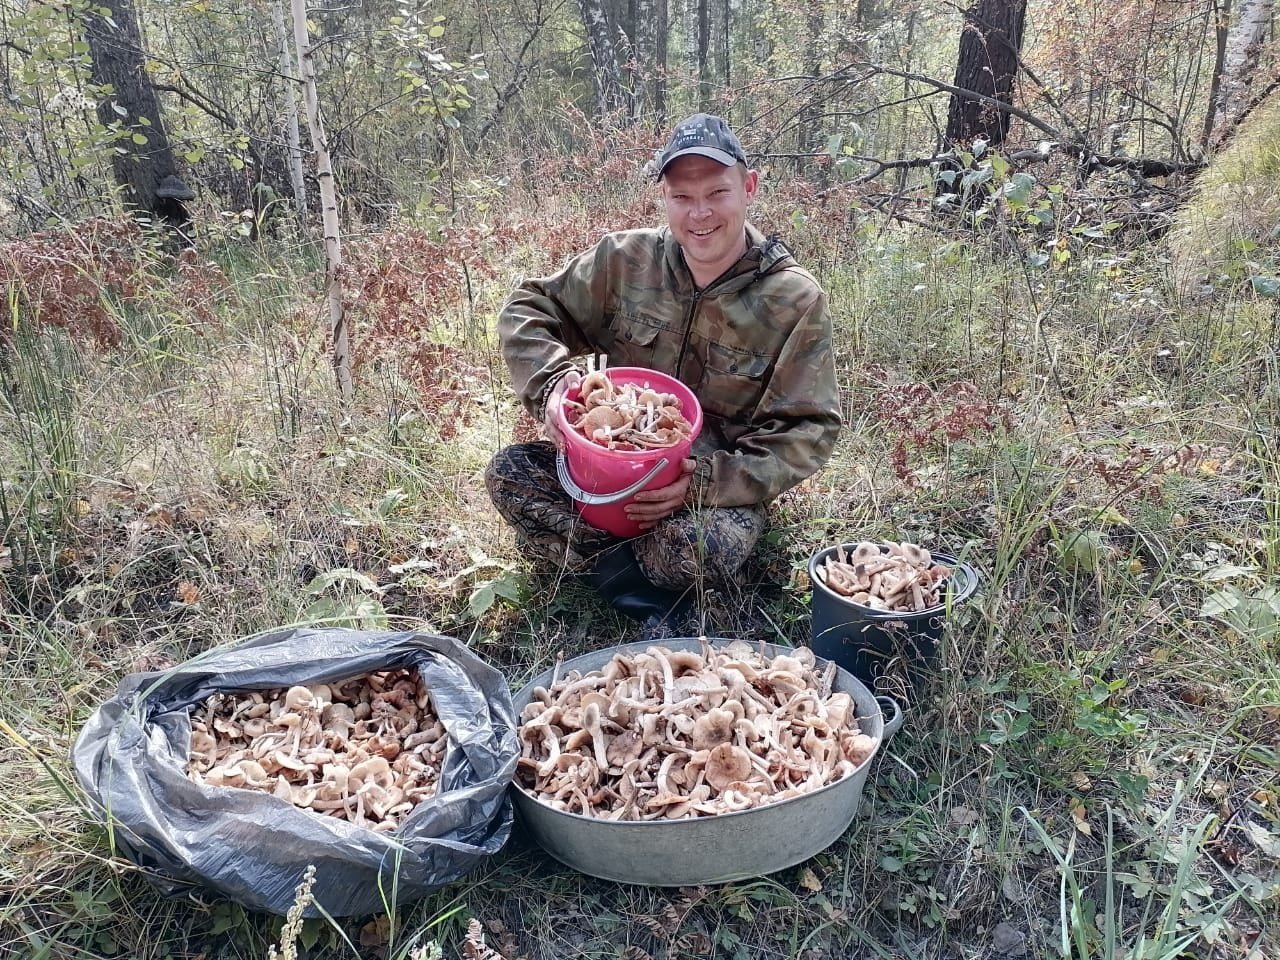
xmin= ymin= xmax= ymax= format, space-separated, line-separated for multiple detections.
xmin=516 ymin=641 xmax=876 ymax=820
xmin=815 ymin=540 xmax=953 ymax=612
xmin=563 ymin=370 xmax=694 ymax=450
xmin=187 ymin=668 xmax=445 ymax=832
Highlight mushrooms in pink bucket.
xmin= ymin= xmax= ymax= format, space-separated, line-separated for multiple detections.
xmin=562 ymin=369 xmax=695 ymax=450
xmin=515 ymin=641 xmax=877 ymax=820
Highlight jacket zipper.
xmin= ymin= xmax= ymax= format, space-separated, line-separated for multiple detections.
xmin=674 ymin=289 xmax=703 ymax=381
xmin=672 ymin=234 xmax=790 ymax=381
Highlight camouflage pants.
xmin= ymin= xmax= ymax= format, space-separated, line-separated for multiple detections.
xmin=484 ymin=442 xmax=766 ymax=591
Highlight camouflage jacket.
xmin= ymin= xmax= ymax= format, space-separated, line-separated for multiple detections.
xmin=499 ymin=223 xmax=841 ymax=507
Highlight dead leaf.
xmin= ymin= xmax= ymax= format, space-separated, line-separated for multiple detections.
xmin=1246 ymin=822 xmax=1280 ymax=858
xmin=359 ymin=914 xmax=390 ymax=948
xmin=1001 ymin=873 xmax=1027 ymax=902
xmin=797 ymin=866 xmax=822 ymax=892
xmin=1069 ymin=797 xmax=1091 ymax=835
xmin=1069 ymin=772 xmax=1093 ymax=792
xmin=950 ymin=805 xmax=980 ymax=825
xmin=176 ymin=581 xmax=201 ymax=604
xmin=991 ymin=921 xmax=1027 ymax=956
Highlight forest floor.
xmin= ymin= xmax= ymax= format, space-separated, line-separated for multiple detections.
xmin=2 ymin=164 xmax=1279 ymax=960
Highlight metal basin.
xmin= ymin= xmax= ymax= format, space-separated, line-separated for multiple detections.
xmin=510 ymin=637 xmax=903 ymax=886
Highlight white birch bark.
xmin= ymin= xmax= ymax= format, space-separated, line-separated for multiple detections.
xmin=273 ymin=0 xmax=307 ymax=222
xmin=1210 ymin=0 xmax=1274 ymax=147
xmin=577 ymin=0 xmax=625 ymax=118
xmin=290 ymin=0 xmax=352 ymax=402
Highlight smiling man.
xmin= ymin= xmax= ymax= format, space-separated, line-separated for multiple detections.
xmin=487 ymin=113 xmax=840 ymax=636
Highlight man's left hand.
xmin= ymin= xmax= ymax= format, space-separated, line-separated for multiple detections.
xmin=625 ymin=458 xmax=696 ymax=530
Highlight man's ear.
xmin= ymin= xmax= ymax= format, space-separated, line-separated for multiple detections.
xmin=743 ymin=169 xmax=760 ymax=200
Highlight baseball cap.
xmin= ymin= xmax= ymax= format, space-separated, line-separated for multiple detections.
xmin=656 ymin=114 xmax=748 ymax=177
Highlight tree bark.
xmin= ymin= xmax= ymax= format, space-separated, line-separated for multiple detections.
xmin=654 ymin=0 xmax=668 ymax=122
xmin=290 ymin=0 xmax=352 ymax=403
xmin=696 ymin=0 xmax=711 ymax=108
xmin=84 ymin=0 xmax=192 ymax=241
xmin=633 ymin=0 xmax=654 ymax=120
xmin=272 ymin=0 xmax=307 ymax=222
xmin=577 ymin=0 xmax=626 ymax=119
xmin=944 ymin=0 xmax=1027 ymax=148
xmin=1209 ymin=0 xmax=1274 ymax=148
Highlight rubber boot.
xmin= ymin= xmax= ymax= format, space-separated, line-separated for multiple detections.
xmin=584 ymin=543 xmax=692 ymax=634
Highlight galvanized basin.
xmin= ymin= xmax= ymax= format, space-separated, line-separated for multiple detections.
xmin=510 ymin=637 xmax=903 ymax=886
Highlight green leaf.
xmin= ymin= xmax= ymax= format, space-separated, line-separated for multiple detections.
xmin=1200 ymin=586 xmax=1243 ymax=619
xmin=879 ymin=855 xmax=904 ymax=872
xmin=1250 ymin=275 xmax=1280 ymax=297
xmin=304 ymin=567 xmax=384 ymax=596
xmin=960 ymin=166 xmax=993 ymax=193
xmin=1003 ymin=172 xmax=1035 ymax=207
xmin=428 ymin=24 xmax=445 ymax=37
xmin=183 ymin=147 xmax=204 ymax=163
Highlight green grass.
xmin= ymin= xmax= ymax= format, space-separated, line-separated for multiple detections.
xmin=2 ymin=181 xmax=1280 ymax=960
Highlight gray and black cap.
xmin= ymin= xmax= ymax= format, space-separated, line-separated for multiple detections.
xmin=656 ymin=114 xmax=748 ymax=177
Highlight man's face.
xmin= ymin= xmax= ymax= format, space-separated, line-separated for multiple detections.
xmin=661 ymin=155 xmax=759 ymax=282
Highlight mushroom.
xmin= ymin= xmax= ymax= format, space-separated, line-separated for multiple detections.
xmin=819 ymin=540 xmax=951 ymax=611
xmin=704 ymin=743 xmax=753 ymax=793
xmin=186 ymin=667 xmax=444 ymax=829
xmin=515 ymin=643 xmax=873 ymax=820
xmin=690 ymin=707 xmax=736 ymax=751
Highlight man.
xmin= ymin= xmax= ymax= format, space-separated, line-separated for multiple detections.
xmin=486 ymin=113 xmax=840 ymax=634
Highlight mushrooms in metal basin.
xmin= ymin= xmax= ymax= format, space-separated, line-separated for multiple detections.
xmin=516 ymin=641 xmax=877 ymax=820
xmin=186 ymin=668 xmax=446 ymax=832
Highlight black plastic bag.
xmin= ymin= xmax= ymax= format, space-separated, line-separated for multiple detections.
xmin=72 ymin=627 xmax=519 ymax=917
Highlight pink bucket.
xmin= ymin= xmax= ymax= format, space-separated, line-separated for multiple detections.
xmin=555 ymin=367 xmax=703 ymax=537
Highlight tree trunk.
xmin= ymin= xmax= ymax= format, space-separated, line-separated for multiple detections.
xmin=577 ymin=0 xmax=625 ymax=119
xmin=633 ymin=0 xmax=654 ymax=120
xmin=291 ymin=0 xmax=352 ymax=403
xmin=696 ymin=0 xmax=711 ymax=108
xmin=720 ymin=0 xmax=731 ymax=90
xmin=273 ymin=0 xmax=307 ymax=222
xmin=944 ymin=0 xmax=1028 ymax=148
xmin=1201 ymin=0 xmax=1232 ymax=147
xmin=84 ymin=0 xmax=193 ymax=243
xmin=1208 ymin=0 xmax=1274 ymax=148
xmin=654 ymin=0 xmax=668 ymax=122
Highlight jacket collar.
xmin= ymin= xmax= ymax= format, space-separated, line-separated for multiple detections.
xmin=662 ymin=223 xmax=794 ymax=294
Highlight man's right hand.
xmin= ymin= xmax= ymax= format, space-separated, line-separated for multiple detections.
xmin=542 ymin=370 xmax=583 ymax=449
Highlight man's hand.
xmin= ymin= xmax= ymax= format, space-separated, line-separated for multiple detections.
xmin=542 ymin=370 xmax=583 ymax=449
xmin=626 ymin=458 xmax=696 ymax=530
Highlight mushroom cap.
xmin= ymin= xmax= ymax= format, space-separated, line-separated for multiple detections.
xmin=690 ymin=707 xmax=736 ymax=751
xmin=705 ymin=743 xmax=753 ymax=792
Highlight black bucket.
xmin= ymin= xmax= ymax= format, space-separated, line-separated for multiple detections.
xmin=807 ymin=545 xmax=979 ymax=691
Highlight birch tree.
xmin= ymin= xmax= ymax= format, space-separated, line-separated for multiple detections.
xmin=290 ymin=0 xmax=352 ymax=402
xmin=1207 ymin=0 xmax=1274 ymax=148
xmin=273 ymin=0 xmax=307 ymax=222
xmin=577 ymin=0 xmax=625 ymax=119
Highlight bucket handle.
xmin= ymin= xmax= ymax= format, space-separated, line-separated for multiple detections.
xmin=876 ymin=695 xmax=904 ymax=743
xmin=556 ymin=451 xmax=670 ymax=506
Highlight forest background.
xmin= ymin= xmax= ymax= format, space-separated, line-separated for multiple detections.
xmin=2 ymin=0 xmax=1280 ymax=958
